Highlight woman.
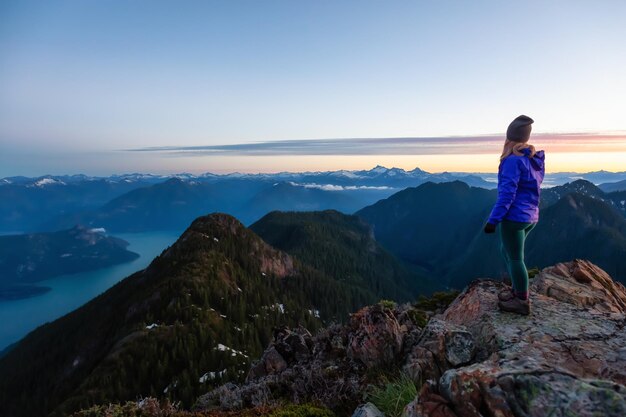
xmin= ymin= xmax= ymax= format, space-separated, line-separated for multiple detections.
xmin=484 ymin=115 xmax=545 ymax=315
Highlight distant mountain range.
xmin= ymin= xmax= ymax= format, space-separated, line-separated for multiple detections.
xmin=3 ymin=166 xmax=626 ymax=233
xmin=0 ymin=166 xmax=492 ymax=189
xmin=4 ymin=167 xmax=626 ymax=189
xmin=0 ymin=176 xmax=155 ymax=233
xmin=600 ymin=179 xmax=626 ymax=193
xmin=356 ymin=179 xmax=626 ymax=286
xmin=0 ymin=226 xmax=139 ymax=300
xmin=0 ymin=166 xmax=493 ymax=232
xmin=540 ymin=179 xmax=626 ymax=215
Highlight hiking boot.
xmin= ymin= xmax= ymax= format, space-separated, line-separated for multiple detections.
xmin=498 ymin=288 xmax=515 ymax=302
xmin=498 ymin=297 xmax=530 ymax=316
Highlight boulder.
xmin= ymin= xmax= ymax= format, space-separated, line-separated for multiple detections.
xmin=246 ymin=327 xmax=312 ymax=382
xmin=532 ymin=259 xmax=626 ymax=314
xmin=420 ymin=319 xmax=475 ymax=367
xmin=403 ymin=346 xmax=439 ymax=387
xmin=402 ymin=384 xmax=457 ymax=417
xmin=347 ymin=303 xmax=404 ymax=369
xmin=352 ymin=402 xmax=385 ymax=417
xmin=402 ymin=319 xmax=475 ymax=385
xmin=436 ymin=365 xmax=626 ymax=417
xmin=272 ymin=326 xmax=313 ymax=364
xmin=261 ymin=346 xmax=288 ymax=375
xmin=407 ymin=260 xmax=626 ymax=416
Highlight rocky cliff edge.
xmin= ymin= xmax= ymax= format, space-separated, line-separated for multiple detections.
xmin=196 ymin=260 xmax=626 ymax=417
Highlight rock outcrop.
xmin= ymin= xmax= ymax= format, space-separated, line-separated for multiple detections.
xmin=405 ymin=259 xmax=626 ymax=417
xmin=194 ymin=302 xmax=420 ymax=414
xmin=352 ymin=402 xmax=385 ymax=417
xmin=196 ymin=260 xmax=626 ymax=417
xmin=532 ymin=259 xmax=626 ymax=313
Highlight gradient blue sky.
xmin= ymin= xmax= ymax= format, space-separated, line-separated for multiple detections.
xmin=1 ymin=0 xmax=626 ymax=176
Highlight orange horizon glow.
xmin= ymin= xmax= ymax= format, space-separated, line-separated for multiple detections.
xmin=132 ymin=151 xmax=626 ymax=176
xmin=3 ymin=133 xmax=626 ymax=177
xmin=126 ymin=132 xmax=626 ymax=175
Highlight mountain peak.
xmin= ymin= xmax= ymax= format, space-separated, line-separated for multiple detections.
xmin=187 ymin=212 xmax=246 ymax=235
xmin=408 ymin=166 xmax=427 ymax=174
xmin=567 ymin=178 xmax=602 ymax=191
xmin=160 ymin=213 xmax=296 ymax=279
xmin=368 ymin=165 xmax=390 ymax=175
xmin=163 ymin=177 xmax=186 ymax=185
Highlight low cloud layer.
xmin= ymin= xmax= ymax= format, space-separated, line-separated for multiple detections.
xmin=287 ymin=182 xmax=393 ymax=191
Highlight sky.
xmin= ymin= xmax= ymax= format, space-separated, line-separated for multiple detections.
xmin=1 ymin=0 xmax=626 ymax=176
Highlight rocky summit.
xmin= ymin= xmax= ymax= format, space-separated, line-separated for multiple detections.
xmin=197 ymin=259 xmax=626 ymax=417
xmin=405 ymin=259 xmax=626 ymax=417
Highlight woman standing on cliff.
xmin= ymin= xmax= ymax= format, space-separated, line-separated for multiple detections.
xmin=484 ymin=115 xmax=545 ymax=315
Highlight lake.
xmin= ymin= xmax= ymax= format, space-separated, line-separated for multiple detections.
xmin=0 ymin=231 xmax=180 ymax=351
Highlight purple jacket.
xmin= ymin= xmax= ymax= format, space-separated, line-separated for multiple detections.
xmin=487 ymin=148 xmax=545 ymax=225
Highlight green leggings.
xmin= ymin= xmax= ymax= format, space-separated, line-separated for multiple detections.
xmin=499 ymin=219 xmax=536 ymax=296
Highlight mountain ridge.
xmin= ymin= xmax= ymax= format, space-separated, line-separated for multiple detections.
xmin=0 ymin=213 xmax=328 ymax=416
xmin=4 ymin=166 xmax=626 ymax=186
xmin=250 ymin=210 xmax=438 ymax=300
xmin=0 ymin=211 xmax=434 ymax=417
xmin=356 ymin=180 xmax=626 ymax=287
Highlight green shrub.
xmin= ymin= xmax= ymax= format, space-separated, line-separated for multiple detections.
xmin=406 ymin=309 xmax=429 ymax=328
xmin=528 ymin=267 xmax=540 ymax=279
xmin=364 ymin=372 xmax=418 ymax=417
xmin=268 ymin=402 xmax=336 ymax=417
xmin=414 ymin=290 xmax=459 ymax=312
xmin=378 ymin=299 xmax=397 ymax=309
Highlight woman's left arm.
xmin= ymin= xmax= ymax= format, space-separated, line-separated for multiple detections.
xmin=486 ymin=157 xmax=522 ymax=226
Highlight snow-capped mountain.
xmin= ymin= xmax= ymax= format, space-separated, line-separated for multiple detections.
xmin=5 ymin=166 xmax=626 ymax=190
xmin=3 ymin=166 xmax=626 ymax=233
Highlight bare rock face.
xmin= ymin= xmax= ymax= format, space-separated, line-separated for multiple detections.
xmin=405 ymin=260 xmax=626 ymax=417
xmin=259 ymin=346 xmax=288 ymax=375
xmin=532 ymin=259 xmax=626 ymax=314
xmin=402 ymin=319 xmax=475 ymax=386
xmin=421 ymin=319 xmax=475 ymax=368
xmin=352 ymin=402 xmax=385 ymax=417
xmin=347 ymin=303 xmax=404 ymax=369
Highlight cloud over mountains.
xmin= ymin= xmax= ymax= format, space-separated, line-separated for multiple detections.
xmin=128 ymin=132 xmax=626 ymax=156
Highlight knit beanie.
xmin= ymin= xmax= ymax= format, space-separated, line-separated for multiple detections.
xmin=506 ymin=115 xmax=534 ymax=143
